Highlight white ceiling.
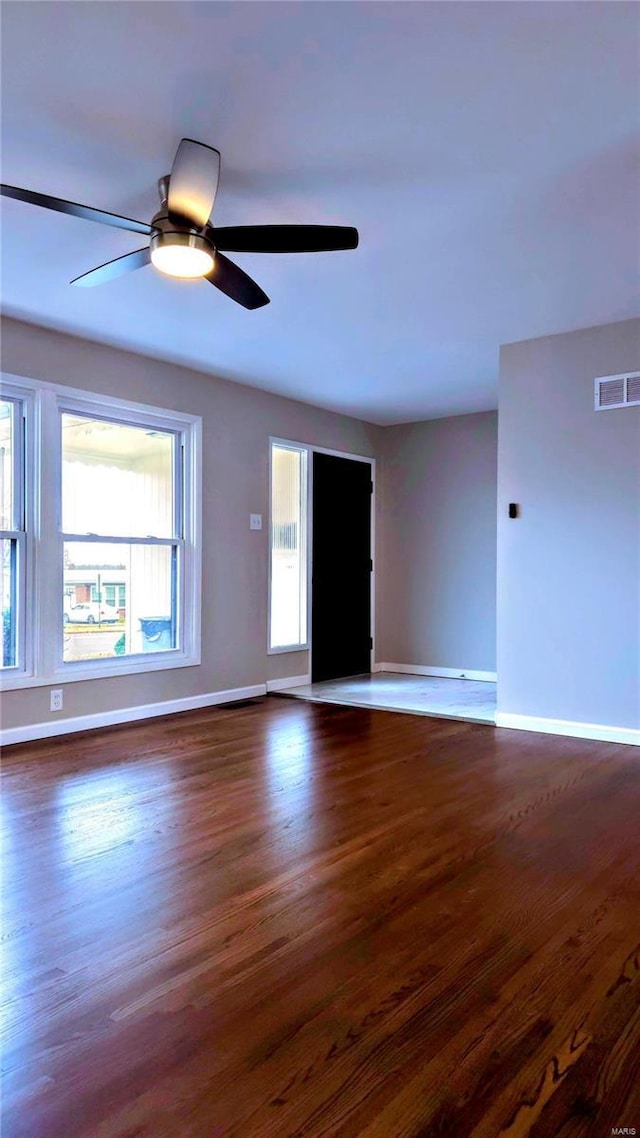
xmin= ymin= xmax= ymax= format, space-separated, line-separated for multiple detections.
xmin=1 ymin=2 xmax=638 ymax=424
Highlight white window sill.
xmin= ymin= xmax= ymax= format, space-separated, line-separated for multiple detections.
xmin=0 ymin=650 xmax=200 ymax=691
xmin=267 ymin=643 xmax=310 ymax=656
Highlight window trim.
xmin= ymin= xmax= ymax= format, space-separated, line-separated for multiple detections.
xmin=0 ymin=374 xmax=201 ymax=691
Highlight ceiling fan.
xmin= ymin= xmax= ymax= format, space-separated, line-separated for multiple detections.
xmin=0 ymin=138 xmax=359 ymax=310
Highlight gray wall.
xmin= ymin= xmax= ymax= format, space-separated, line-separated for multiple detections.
xmin=377 ymin=412 xmax=497 ymax=672
xmin=1 ymin=317 xmax=381 ymax=732
xmin=16 ymin=315 xmax=634 ymax=738
xmin=497 ymin=318 xmax=640 ymax=729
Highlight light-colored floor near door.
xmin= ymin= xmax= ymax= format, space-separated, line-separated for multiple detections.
xmin=277 ymin=672 xmax=497 ymax=724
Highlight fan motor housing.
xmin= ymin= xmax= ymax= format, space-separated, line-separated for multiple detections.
xmin=150 ymin=225 xmax=214 ymax=258
xmin=151 ymin=206 xmax=213 ymax=240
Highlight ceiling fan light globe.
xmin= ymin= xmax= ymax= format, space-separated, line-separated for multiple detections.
xmin=150 ymin=231 xmax=214 ymax=279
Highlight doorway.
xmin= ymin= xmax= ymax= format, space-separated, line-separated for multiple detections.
xmin=311 ymin=451 xmax=373 ymax=682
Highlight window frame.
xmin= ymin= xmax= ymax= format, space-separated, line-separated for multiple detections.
xmin=268 ymin=439 xmax=310 ymax=654
xmin=0 ymin=382 xmax=35 ymax=680
xmin=0 ymin=374 xmax=201 ymax=691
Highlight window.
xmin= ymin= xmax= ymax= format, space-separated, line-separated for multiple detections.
xmin=61 ymin=412 xmax=180 ymax=662
xmin=0 ymin=376 xmax=201 ymax=689
xmin=269 ymin=442 xmax=308 ymax=651
xmin=102 ymin=584 xmax=126 ymax=608
xmin=0 ymin=392 xmax=27 ymax=673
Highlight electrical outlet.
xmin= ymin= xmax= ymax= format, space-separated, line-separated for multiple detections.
xmin=250 ymin=514 xmax=262 ymax=531
xmin=50 ymin=689 xmax=63 ymax=712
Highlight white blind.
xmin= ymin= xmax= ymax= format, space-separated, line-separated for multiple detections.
xmin=270 ymin=444 xmax=307 ymax=649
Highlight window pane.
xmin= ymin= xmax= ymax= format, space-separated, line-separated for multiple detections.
xmin=61 ymin=414 xmax=175 ymax=538
xmin=0 ymin=400 xmax=16 ymax=530
xmin=63 ymin=542 xmax=176 ymax=661
xmin=270 ymin=445 xmax=307 ymax=648
xmin=1 ymin=538 xmax=17 ymax=668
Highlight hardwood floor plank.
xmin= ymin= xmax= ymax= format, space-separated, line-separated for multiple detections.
xmin=2 ymin=699 xmax=639 ymax=1137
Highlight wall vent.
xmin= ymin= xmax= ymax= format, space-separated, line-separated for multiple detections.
xmin=594 ymin=371 xmax=640 ymax=411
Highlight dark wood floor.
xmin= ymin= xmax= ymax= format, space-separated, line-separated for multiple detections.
xmin=2 ymin=697 xmax=640 ymax=1138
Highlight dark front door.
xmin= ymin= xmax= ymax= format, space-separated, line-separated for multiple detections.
xmin=312 ymin=452 xmax=372 ymax=682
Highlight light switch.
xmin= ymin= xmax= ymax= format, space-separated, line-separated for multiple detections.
xmin=250 ymin=514 xmax=262 ymax=530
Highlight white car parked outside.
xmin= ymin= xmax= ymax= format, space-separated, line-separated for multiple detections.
xmin=64 ymin=602 xmax=119 ymax=624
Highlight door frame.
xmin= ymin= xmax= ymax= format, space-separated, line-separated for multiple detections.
xmin=268 ymin=437 xmax=376 ymax=672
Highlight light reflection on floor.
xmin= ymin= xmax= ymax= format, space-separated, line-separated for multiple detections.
xmin=264 ymin=716 xmax=318 ymax=857
xmin=57 ymin=797 xmax=137 ymax=862
xmin=277 ymin=672 xmax=497 ymax=724
xmin=1 ymin=761 xmax=177 ymax=1049
xmin=56 ymin=768 xmax=150 ymax=862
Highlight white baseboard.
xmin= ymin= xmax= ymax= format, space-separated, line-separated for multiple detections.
xmin=11 ymin=678 xmax=633 ymax=750
xmin=266 ymin=674 xmax=311 ymax=692
xmin=0 ymin=684 xmax=267 ymax=747
xmin=495 ymin=712 xmax=640 ymax=748
xmin=376 ymin=662 xmax=497 ymax=683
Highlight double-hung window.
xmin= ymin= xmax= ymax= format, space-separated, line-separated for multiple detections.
xmin=0 ymin=376 xmax=201 ymax=689
xmin=60 ymin=405 xmax=182 ymax=665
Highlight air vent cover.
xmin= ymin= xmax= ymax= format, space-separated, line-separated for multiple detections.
xmin=595 ymin=371 xmax=640 ymax=411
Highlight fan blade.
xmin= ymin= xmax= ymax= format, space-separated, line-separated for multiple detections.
xmin=205 ymin=252 xmax=269 ymax=310
xmin=1 ymin=184 xmax=153 ymax=236
xmin=209 ymin=224 xmax=359 ymax=254
xmin=167 ymin=139 xmax=220 ymax=229
xmin=71 ymin=247 xmax=151 ymax=287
